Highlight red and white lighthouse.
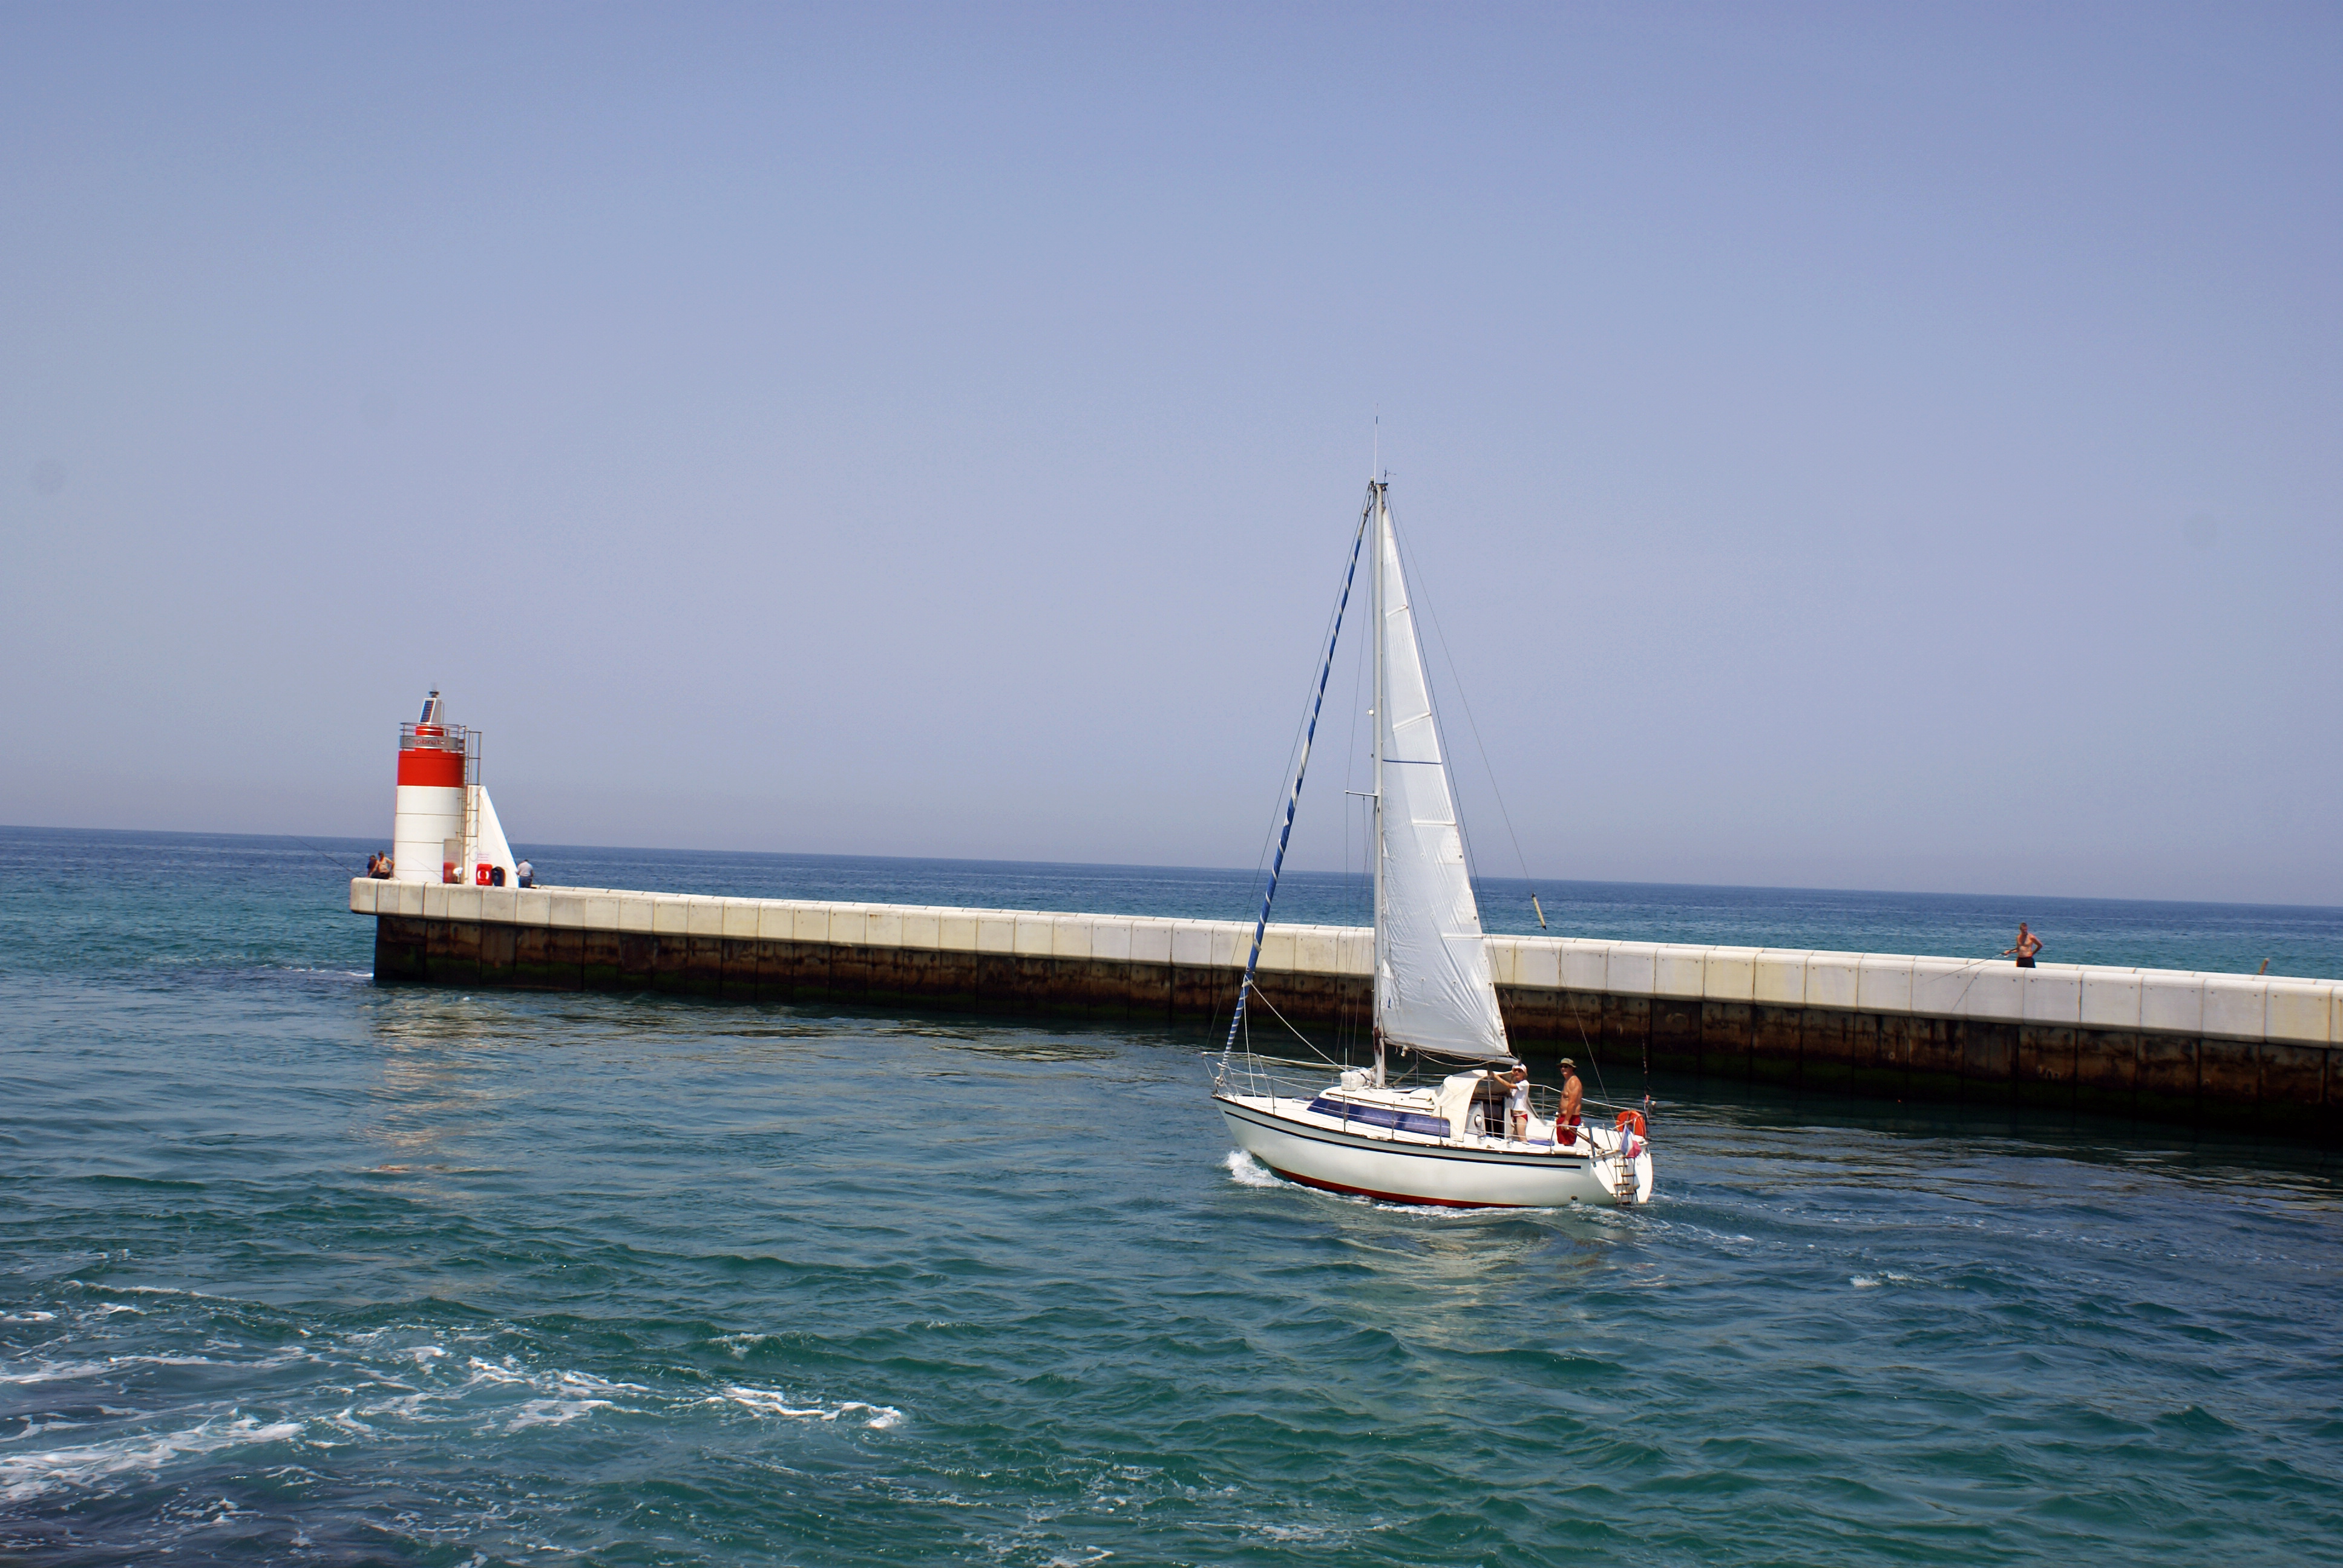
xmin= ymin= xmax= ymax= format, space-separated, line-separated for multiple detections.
xmin=390 ymin=690 xmax=519 ymax=885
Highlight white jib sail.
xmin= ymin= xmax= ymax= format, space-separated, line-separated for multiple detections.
xmin=1374 ymin=501 xmax=1512 ymax=1062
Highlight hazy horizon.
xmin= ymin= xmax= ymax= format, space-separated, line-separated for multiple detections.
xmin=7 ymin=5 xmax=2338 ymax=906
xmin=7 ymin=821 xmax=2339 ymax=916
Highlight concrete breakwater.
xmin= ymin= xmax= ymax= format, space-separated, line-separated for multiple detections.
xmin=353 ymin=878 xmax=2342 ymax=1140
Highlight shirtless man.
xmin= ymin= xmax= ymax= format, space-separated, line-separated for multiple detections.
xmin=2001 ymin=923 xmax=2043 ymax=969
xmin=1555 ymin=1058 xmax=1584 ymax=1150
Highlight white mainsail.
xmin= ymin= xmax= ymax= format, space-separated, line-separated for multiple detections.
xmin=1372 ymin=491 xmax=1512 ymax=1062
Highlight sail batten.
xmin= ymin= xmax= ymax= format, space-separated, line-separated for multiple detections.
xmin=1371 ymin=492 xmax=1511 ymax=1063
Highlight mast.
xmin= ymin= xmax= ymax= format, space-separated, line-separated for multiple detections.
xmin=1370 ymin=478 xmax=1387 ymax=1088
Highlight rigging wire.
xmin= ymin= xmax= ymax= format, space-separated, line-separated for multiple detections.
xmin=1335 ymin=592 xmax=1372 ymax=1065
xmin=1242 ymin=979 xmax=1343 ymax=1067
xmin=1247 ymin=532 xmax=1362 ymax=894
xmin=1382 ymin=495 xmax=1620 ymax=1107
xmin=1388 ymin=503 xmax=1548 ymax=932
xmin=1377 ymin=496 xmax=1492 ymax=915
xmin=1225 ymin=497 xmax=1372 ymax=1061
xmin=1223 ymin=515 xmax=1369 ymax=1052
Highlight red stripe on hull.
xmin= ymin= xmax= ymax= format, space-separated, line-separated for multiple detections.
xmin=397 ymin=750 xmax=465 ymax=788
xmin=1260 ymin=1163 xmax=1527 ymax=1209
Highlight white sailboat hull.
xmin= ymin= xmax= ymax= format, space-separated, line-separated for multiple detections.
xmin=1217 ymin=1094 xmax=1653 ymax=1209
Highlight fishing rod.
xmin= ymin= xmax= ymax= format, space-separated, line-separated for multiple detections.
xmin=284 ymin=832 xmax=372 ymax=877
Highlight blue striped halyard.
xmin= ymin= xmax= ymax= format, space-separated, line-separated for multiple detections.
xmin=1224 ymin=491 xmax=1374 ymax=1059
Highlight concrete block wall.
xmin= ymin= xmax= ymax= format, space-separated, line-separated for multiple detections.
xmin=353 ymin=880 xmax=2342 ymax=1140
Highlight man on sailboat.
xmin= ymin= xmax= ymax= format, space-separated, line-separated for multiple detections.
xmin=1555 ymin=1059 xmax=1584 ymax=1149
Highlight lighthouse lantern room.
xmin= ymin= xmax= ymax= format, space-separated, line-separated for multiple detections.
xmin=390 ymin=689 xmax=520 ymax=886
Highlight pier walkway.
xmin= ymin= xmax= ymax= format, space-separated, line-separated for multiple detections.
xmin=353 ymin=878 xmax=2341 ymax=1140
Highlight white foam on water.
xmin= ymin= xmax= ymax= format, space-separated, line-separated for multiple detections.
xmin=719 ymin=1385 xmax=903 ymax=1429
xmin=65 ymin=1283 xmax=232 ymax=1301
xmin=1222 ymin=1150 xmax=1281 ymax=1188
xmin=716 ymin=1331 xmax=779 ymax=1357
xmin=2 ymin=1346 xmax=310 ymax=1387
xmin=345 ymin=1355 xmax=649 ymax=1434
xmin=505 ymin=1397 xmax=612 ymax=1432
xmin=0 ymin=1416 xmax=302 ymax=1502
xmin=2 ymin=1357 xmax=128 ymax=1385
xmin=1 ymin=1312 xmax=56 ymax=1324
xmin=1850 ymin=1272 xmax=1927 ymax=1289
xmin=1366 ymin=1197 xmax=1564 ymax=1218
xmin=93 ymin=1304 xmax=144 ymax=1317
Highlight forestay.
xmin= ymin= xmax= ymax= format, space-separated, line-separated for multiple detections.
xmin=1373 ymin=498 xmax=1512 ymax=1062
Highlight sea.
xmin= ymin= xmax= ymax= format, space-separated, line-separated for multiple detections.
xmin=4 ymin=825 xmax=2341 ymax=1566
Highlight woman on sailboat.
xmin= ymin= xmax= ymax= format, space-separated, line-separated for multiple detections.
xmin=1503 ymin=1064 xmax=1530 ymax=1142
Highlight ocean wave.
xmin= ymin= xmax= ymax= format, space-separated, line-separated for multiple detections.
xmin=715 ymin=1332 xmax=780 ymax=1357
xmin=1 ymin=1345 xmax=314 ymax=1388
xmin=62 ymin=1282 xmax=241 ymax=1304
xmin=718 ymin=1386 xmax=902 ymax=1429
xmin=1850 ymin=1272 xmax=1928 ymax=1289
xmin=0 ymin=1416 xmax=302 ymax=1502
xmin=466 ymin=1358 xmax=647 ymax=1397
xmin=331 ymin=1353 xmax=649 ymax=1435
xmin=505 ymin=1397 xmax=613 ymax=1431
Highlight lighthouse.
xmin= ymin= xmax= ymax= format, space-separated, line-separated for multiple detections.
xmin=390 ymin=690 xmax=519 ymax=886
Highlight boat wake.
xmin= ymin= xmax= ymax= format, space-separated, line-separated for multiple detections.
xmin=1222 ymin=1149 xmax=1283 ymax=1188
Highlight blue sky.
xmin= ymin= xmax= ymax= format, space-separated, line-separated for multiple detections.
xmin=5 ymin=4 xmax=2337 ymax=903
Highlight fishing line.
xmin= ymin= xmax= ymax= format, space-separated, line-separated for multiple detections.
xmin=284 ymin=833 xmax=371 ymax=877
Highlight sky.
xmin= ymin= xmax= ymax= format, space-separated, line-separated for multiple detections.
xmin=4 ymin=3 xmax=2338 ymax=905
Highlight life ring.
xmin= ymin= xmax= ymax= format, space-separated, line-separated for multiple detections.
xmin=1616 ymin=1109 xmax=1647 ymax=1140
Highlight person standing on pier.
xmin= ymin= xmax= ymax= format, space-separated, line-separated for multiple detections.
xmin=2001 ymin=923 xmax=2043 ymax=968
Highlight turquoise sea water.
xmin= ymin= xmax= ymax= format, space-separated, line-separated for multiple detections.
xmin=4 ymin=827 xmax=2341 ymax=1566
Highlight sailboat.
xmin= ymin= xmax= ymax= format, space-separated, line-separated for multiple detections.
xmin=1213 ymin=480 xmax=1656 ymax=1208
